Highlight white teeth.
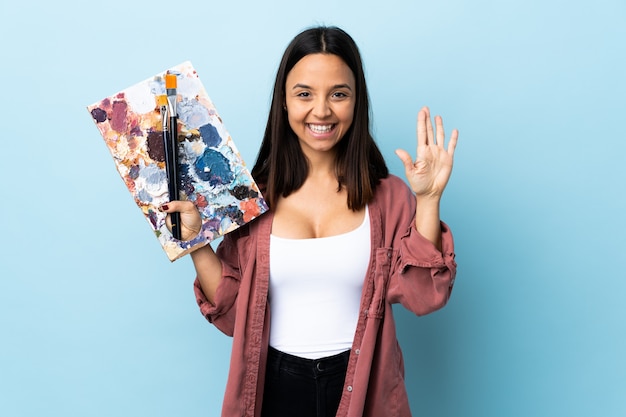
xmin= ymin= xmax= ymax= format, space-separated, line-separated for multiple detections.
xmin=308 ymin=124 xmax=333 ymax=133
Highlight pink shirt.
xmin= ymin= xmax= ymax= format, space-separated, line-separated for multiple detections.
xmin=194 ymin=175 xmax=457 ymax=417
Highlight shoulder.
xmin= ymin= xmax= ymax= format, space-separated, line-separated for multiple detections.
xmin=374 ymin=174 xmax=413 ymax=199
xmin=369 ymin=174 xmax=416 ymax=239
xmin=218 ymin=213 xmax=270 ymax=263
xmin=371 ymin=174 xmax=415 ymax=221
xmin=225 ymin=210 xmax=272 ymax=246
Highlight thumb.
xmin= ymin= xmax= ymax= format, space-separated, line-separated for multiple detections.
xmin=395 ymin=149 xmax=414 ymax=170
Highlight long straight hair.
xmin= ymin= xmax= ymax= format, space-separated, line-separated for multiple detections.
xmin=251 ymin=26 xmax=388 ymax=211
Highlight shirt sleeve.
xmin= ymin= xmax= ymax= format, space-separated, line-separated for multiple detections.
xmin=193 ymin=231 xmax=244 ymax=337
xmin=380 ymin=176 xmax=457 ymax=316
xmin=387 ymin=220 xmax=457 ymax=315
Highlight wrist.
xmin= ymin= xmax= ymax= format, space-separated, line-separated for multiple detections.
xmin=190 ymin=241 xmax=215 ymax=259
xmin=415 ymin=193 xmax=442 ymax=207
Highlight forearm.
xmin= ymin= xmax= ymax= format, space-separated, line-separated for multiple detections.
xmin=190 ymin=243 xmax=223 ymax=304
xmin=414 ymin=195 xmax=443 ymax=251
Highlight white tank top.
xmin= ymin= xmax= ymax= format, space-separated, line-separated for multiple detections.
xmin=269 ymin=206 xmax=371 ymax=359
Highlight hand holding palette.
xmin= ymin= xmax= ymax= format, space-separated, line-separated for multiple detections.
xmin=87 ymin=61 xmax=268 ymax=261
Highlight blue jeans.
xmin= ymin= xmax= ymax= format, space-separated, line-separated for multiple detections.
xmin=261 ymin=346 xmax=350 ymax=417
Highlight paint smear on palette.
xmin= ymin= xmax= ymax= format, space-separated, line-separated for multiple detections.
xmin=86 ymin=61 xmax=268 ymax=261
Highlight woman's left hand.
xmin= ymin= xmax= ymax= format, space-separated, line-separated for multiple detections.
xmin=395 ymin=106 xmax=458 ymax=199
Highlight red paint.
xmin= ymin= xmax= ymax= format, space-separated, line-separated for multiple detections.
xmin=110 ymin=100 xmax=128 ymax=133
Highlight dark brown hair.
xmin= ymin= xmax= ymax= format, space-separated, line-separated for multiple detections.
xmin=251 ymin=26 xmax=388 ymax=210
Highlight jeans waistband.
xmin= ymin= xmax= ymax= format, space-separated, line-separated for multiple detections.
xmin=267 ymin=346 xmax=350 ymax=378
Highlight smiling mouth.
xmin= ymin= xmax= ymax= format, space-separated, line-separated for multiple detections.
xmin=307 ymin=124 xmax=335 ymax=134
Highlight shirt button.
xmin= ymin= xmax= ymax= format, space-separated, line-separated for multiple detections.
xmin=355 ymin=349 xmax=360 ymax=355
xmin=347 ymin=386 xmax=353 ymax=392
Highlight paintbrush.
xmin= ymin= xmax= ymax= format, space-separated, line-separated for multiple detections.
xmin=164 ymin=74 xmax=182 ymax=240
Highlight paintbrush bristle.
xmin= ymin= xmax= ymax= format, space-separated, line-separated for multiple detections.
xmin=165 ymin=74 xmax=177 ymax=89
xmin=157 ymin=94 xmax=168 ymax=106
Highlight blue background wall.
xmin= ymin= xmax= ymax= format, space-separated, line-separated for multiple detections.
xmin=1 ymin=0 xmax=624 ymax=416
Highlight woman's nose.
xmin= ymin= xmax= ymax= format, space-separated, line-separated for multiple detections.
xmin=312 ymin=98 xmax=332 ymax=118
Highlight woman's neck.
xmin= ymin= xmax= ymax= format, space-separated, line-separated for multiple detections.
xmin=302 ymin=149 xmax=338 ymax=182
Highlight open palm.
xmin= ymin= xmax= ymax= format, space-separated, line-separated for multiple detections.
xmin=396 ymin=107 xmax=458 ymax=198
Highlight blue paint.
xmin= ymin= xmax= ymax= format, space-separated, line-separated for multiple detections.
xmin=143 ymin=164 xmax=166 ymax=190
xmin=178 ymin=98 xmax=211 ymax=129
xmin=136 ymin=188 xmax=151 ymax=203
xmin=178 ymin=164 xmax=195 ymax=196
xmin=194 ymin=148 xmax=234 ymax=186
xmin=199 ymin=123 xmax=222 ymax=148
xmin=215 ymin=205 xmax=243 ymax=225
xmin=129 ymin=165 xmax=140 ymax=180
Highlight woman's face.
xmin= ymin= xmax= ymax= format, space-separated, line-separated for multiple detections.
xmin=284 ymin=53 xmax=355 ymax=158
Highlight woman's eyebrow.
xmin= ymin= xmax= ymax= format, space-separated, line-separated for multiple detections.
xmin=291 ymin=83 xmax=353 ymax=90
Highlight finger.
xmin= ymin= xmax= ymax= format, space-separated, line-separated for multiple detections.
xmin=164 ymin=212 xmax=197 ymax=235
xmin=395 ymin=149 xmax=414 ymax=170
xmin=416 ymin=108 xmax=427 ymax=149
xmin=164 ymin=212 xmax=172 ymax=231
xmin=435 ymin=115 xmax=445 ymax=148
xmin=425 ymin=108 xmax=434 ymax=145
xmin=160 ymin=200 xmax=196 ymax=214
xmin=447 ymin=129 xmax=459 ymax=157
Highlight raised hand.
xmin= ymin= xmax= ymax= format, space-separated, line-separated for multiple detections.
xmin=395 ymin=106 xmax=458 ymax=199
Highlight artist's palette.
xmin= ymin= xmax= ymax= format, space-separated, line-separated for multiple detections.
xmin=87 ymin=61 xmax=268 ymax=261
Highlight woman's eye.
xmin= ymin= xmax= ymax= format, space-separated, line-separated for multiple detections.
xmin=332 ymin=91 xmax=348 ymax=98
xmin=297 ymin=92 xmax=311 ymax=97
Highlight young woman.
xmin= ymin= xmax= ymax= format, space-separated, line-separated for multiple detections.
xmin=162 ymin=26 xmax=458 ymax=417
